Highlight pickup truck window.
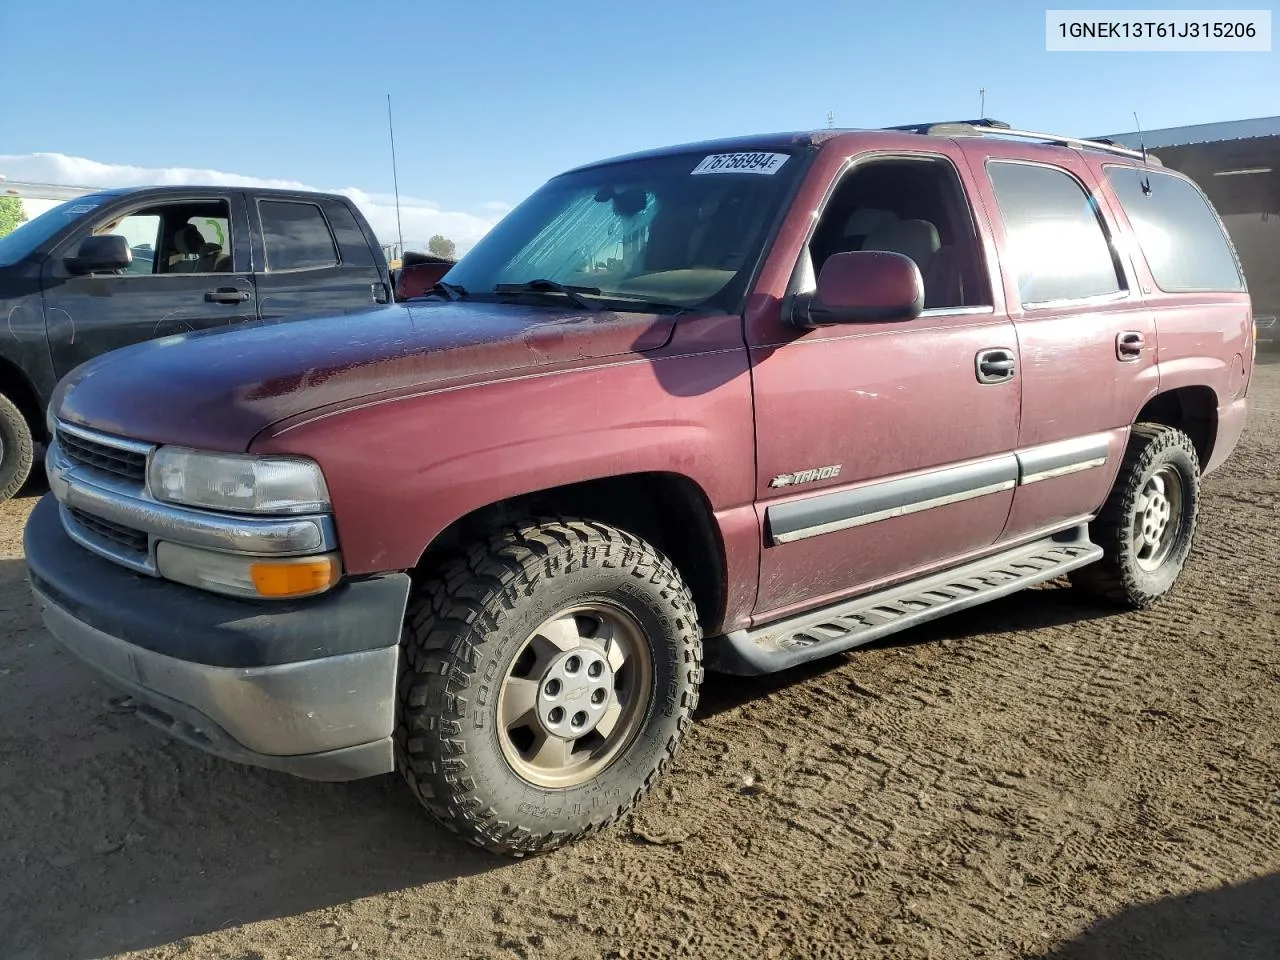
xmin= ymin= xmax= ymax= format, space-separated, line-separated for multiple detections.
xmin=260 ymin=200 xmax=340 ymax=272
xmin=88 ymin=200 xmax=233 ymax=275
xmin=445 ymin=150 xmax=803 ymax=310
xmin=1105 ymin=166 xmax=1246 ymax=293
xmin=987 ymin=161 xmax=1124 ymax=306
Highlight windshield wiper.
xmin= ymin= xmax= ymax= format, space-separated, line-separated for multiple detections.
xmin=494 ymin=278 xmax=603 ymax=312
xmin=430 ymin=280 xmax=468 ymax=301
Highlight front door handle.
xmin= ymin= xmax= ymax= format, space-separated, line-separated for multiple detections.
xmin=205 ymin=287 xmax=251 ymax=304
xmin=1116 ymin=330 xmax=1145 ymax=361
xmin=976 ymin=348 xmax=1016 ymax=384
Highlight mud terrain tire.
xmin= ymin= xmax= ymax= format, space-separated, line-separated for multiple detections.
xmin=396 ymin=518 xmax=703 ymax=856
xmin=0 ymin=393 xmax=34 ymax=504
xmin=1071 ymin=423 xmax=1201 ymax=610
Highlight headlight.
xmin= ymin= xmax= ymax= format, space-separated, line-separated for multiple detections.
xmin=149 ymin=447 xmax=331 ymax=515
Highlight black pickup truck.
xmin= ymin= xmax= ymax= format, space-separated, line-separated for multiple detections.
xmin=0 ymin=186 xmax=393 ymax=501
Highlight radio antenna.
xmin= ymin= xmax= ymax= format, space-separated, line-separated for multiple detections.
xmin=387 ymin=93 xmax=405 ymax=260
xmin=980 ymin=87 xmax=987 ymax=117
xmin=1133 ymin=111 xmax=1152 ymax=195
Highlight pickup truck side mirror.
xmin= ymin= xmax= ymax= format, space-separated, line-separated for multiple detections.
xmin=66 ymin=235 xmax=133 ymax=275
xmin=791 ymin=251 xmax=924 ymax=329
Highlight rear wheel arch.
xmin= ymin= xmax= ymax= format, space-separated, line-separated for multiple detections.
xmin=1134 ymin=386 xmax=1218 ymax=469
xmin=413 ymin=471 xmax=730 ymax=634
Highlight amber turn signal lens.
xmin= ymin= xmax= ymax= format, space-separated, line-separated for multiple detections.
xmin=250 ymin=557 xmax=341 ymax=598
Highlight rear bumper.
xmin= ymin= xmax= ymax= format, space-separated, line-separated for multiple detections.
xmin=24 ymin=493 xmax=412 ymax=781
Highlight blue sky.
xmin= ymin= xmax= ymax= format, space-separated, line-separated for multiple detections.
xmin=2 ymin=0 xmax=1276 ymax=247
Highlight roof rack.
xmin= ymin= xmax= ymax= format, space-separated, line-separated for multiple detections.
xmin=884 ymin=118 xmax=1159 ymax=163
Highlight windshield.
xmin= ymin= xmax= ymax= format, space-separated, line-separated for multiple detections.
xmin=0 ymin=194 xmax=114 ymax=268
xmin=444 ymin=149 xmax=804 ymax=312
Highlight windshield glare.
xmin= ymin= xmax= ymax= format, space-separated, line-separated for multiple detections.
xmin=0 ymin=194 xmax=113 ymax=268
xmin=444 ymin=150 xmax=801 ymax=311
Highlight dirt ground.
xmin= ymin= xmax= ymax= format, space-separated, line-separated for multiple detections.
xmin=2 ymin=361 xmax=1277 ymax=960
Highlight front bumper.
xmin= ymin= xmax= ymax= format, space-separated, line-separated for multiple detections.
xmin=24 ymin=494 xmax=412 ymax=781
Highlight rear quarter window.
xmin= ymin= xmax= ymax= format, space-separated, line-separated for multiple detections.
xmin=1105 ymin=166 xmax=1245 ymax=293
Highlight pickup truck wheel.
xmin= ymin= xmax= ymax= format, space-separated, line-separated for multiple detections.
xmin=396 ymin=519 xmax=703 ymax=856
xmin=0 ymin=394 xmax=35 ymax=503
xmin=1070 ymin=423 xmax=1200 ymax=610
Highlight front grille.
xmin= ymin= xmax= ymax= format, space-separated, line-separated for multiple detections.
xmin=67 ymin=507 xmax=149 ymax=557
xmin=59 ymin=430 xmax=148 ymax=484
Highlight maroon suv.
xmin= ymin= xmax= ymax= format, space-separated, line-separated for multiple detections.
xmin=25 ymin=119 xmax=1253 ymax=856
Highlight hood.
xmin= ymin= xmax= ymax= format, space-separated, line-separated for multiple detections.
xmin=54 ymin=301 xmax=676 ymax=450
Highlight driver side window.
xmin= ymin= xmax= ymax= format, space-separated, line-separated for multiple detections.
xmin=89 ymin=201 xmax=233 ymax=276
xmin=93 ymin=213 xmax=160 ymax=275
xmin=797 ymin=156 xmax=992 ymax=311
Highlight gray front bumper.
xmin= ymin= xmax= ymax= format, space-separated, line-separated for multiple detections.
xmin=33 ymin=586 xmax=398 ymax=781
xmin=24 ymin=493 xmax=410 ymax=782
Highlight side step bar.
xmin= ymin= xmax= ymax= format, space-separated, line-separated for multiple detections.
xmin=705 ymin=525 xmax=1102 ymax=676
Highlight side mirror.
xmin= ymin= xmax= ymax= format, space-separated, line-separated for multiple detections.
xmin=66 ymin=234 xmax=133 ymax=275
xmin=791 ymin=251 xmax=924 ymax=329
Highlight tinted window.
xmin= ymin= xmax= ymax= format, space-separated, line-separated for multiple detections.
xmin=322 ymin=201 xmax=377 ymax=267
xmin=988 ymin=161 xmax=1123 ymax=305
xmin=260 ymin=201 xmax=339 ymax=271
xmin=1106 ymin=167 xmax=1244 ymax=292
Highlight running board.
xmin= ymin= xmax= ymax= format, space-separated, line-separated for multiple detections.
xmin=705 ymin=526 xmax=1102 ymax=675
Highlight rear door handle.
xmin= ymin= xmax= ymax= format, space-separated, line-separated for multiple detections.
xmin=205 ymin=287 xmax=251 ymax=304
xmin=1116 ymin=330 xmax=1145 ymax=361
xmin=976 ymin=348 xmax=1016 ymax=384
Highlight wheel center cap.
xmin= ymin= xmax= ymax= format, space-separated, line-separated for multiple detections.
xmin=536 ymin=648 xmax=614 ymax=737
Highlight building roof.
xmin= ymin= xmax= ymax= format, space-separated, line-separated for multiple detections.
xmin=1097 ymin=116 xmax=1280 ymax=149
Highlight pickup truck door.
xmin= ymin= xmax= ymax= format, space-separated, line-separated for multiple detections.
xmin=41 ymin=190 xmax=256 ymax=380
xmin=249 ymin=195 xmax=391 ymax=321
xmin=746 ymin=149 xmax=1021 ymax=622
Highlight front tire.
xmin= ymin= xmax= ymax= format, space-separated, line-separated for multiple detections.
xmin=396 ymin=518 xmax=703 ymax=856
xmin=0 ymin=394 xmax=35 ymax=503
xmin=1071 ymin=423 xmax=1201 ymax=609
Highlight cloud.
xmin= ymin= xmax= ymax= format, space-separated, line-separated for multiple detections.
xmin=0 ymin=152 xmax=507 ymax=255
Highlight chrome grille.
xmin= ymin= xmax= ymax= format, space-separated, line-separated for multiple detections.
xmin=59 ymin=429 xmax=148 ymax=484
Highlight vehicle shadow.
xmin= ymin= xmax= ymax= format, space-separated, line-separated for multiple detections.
xmin=0 ymin=552 xmax=507 ymax=960
xmin=1036 ymin=871 xmax=1280 ymax=959
xmin=696 ymin=580 xmax=1118 ymax=719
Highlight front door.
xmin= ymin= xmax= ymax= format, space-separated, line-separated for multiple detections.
xmin=749 ymin=152 xmax=1021 ymax=622
xmin=42 ymin=192 xmax=256 ymax=379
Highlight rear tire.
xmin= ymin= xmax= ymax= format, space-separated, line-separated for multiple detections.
xmin=396 ymin=518 xmax=703 ymax=856
xmin=1070 ymin=423 xmax=1200 ymax=610
xmin=0 ymin=394 xmax=34 ymax=503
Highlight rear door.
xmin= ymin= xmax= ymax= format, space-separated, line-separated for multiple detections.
xmin=249 ymin=195 xmax=390 ymax=321
xmin=42 ymin=191 xmax=256 ymax=378
xmin=958 ymin=142 xmax=1160 ymax=540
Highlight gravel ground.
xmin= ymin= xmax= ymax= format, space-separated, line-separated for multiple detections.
xmin=1 ymin=359 xmax=1277 ymax=960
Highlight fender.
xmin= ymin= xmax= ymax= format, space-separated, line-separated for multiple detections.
xmin=249 ymin=339 xmax=761 ymax=590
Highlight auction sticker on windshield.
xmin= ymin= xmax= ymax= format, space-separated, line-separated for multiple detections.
xmin=692 ymin=152 xmax=789 ymax=175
